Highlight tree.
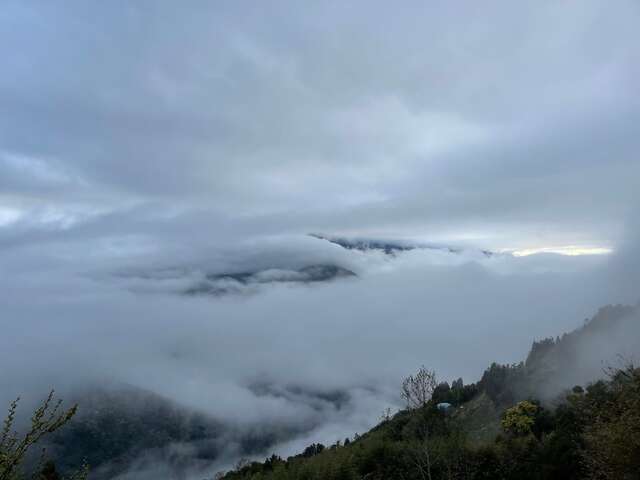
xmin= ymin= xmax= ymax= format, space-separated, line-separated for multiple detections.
xmin=402 ymin=366 xmax=437 ymax=410
xmin=379 ymin=407 xmax=392 ymax=423
xmin=0 ymin=391 xmax=87 ymax=480
xmin=432 ymin=382 xmax=451 ymax=404
xmin=301 ymin=443 xmax=324 ymax=458
xmin=233 ymin=458 xmax=251 ymax=472
xmin=581 ymin=365 xmax=640 ymax=479
xmin=408 ymin=433 xmax=434 ymax=480
xmin=501 ymin=401 xmax=538 ymax=436
xmin=38 ymin=461 xmax=60 ymax=480
xmin=405 ymin=406 xmax=452 ymax=480
xmin=400 ymin=367 xmax=439 ymax=480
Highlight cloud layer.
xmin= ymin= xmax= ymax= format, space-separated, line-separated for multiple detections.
xmin=1 ymin=235 xmax=636 ymax=477
xmin=1 ymin=1 xmax=640 ymax=252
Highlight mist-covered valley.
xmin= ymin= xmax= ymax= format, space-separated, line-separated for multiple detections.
xmin=3 ymin=231 xmax=640 ymax=478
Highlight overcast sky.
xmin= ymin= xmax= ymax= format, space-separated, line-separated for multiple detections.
xmin=2 ymin=0 xmax=639 ymax=254
xmin=2 ymin=2 xmax=640 ymax=477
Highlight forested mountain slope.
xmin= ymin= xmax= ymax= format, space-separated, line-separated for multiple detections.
xmin=219 ymin=304 xmax=640 ymax=480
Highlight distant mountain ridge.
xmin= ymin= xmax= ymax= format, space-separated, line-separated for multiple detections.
xmin=184 ymin=264 xmax=357 ymax=296
xmin=118 ymin=263 xmax=357 ymax=298
xmin=115 ymin=234 xmax=500 ymax=299
xmin=43 ymin=383 xmax=337 ymax=479
xmin=309 ymin=233 xmax=494 ymax=257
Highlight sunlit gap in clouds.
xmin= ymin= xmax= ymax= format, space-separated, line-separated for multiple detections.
xmin=508 ymin=245 xmax=614 ymax=257
xmin=0 ymin=206 xmax=22 ymax=226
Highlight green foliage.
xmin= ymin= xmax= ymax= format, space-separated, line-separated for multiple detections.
xmin=432 ymin=379 xmax=478 ymax=406
xmin=0 ymin=391 xmax=87 ymax=480
xmin=218 ymin=361 xmax=640 ymax=480
xmin=38 ymin=461 xmax=60 ymax=480
xmin=44 ymin=385 xmax=228 ymax=478
xmin=477 ymin=362 xmax=526 ymax=406
xmin=580 ymin=366 xmax=640 ymax=479
xmin=501 ymin=401 xmax=538 ymax=436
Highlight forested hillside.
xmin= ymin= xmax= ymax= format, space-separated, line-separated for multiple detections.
xmin=218 ymin=304 xmax=640 ymax=480
xmin=3 ymin=304 xmax=639 ymax=480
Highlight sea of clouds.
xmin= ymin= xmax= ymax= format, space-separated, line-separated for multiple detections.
xmin=2 ymin=232 xmax=637 ymax=477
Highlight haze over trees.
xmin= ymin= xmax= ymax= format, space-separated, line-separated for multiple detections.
xmin=219 ymin=366 xmax=640 ymax=480
xmin=5 ymin=302 xmax=639 ymax=480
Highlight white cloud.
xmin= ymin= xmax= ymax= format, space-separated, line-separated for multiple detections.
xmin=0 ymin=206 xmax=22 ymax=226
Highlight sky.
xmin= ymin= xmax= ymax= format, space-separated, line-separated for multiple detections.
xmin=1 ymin=1 xmax=640 ymax=477
xmin=1 ymin=0 xmax=639 ymax=252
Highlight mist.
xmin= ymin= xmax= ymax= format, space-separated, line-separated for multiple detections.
xmin=2 ymin=234 xmax=637 ymax=476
